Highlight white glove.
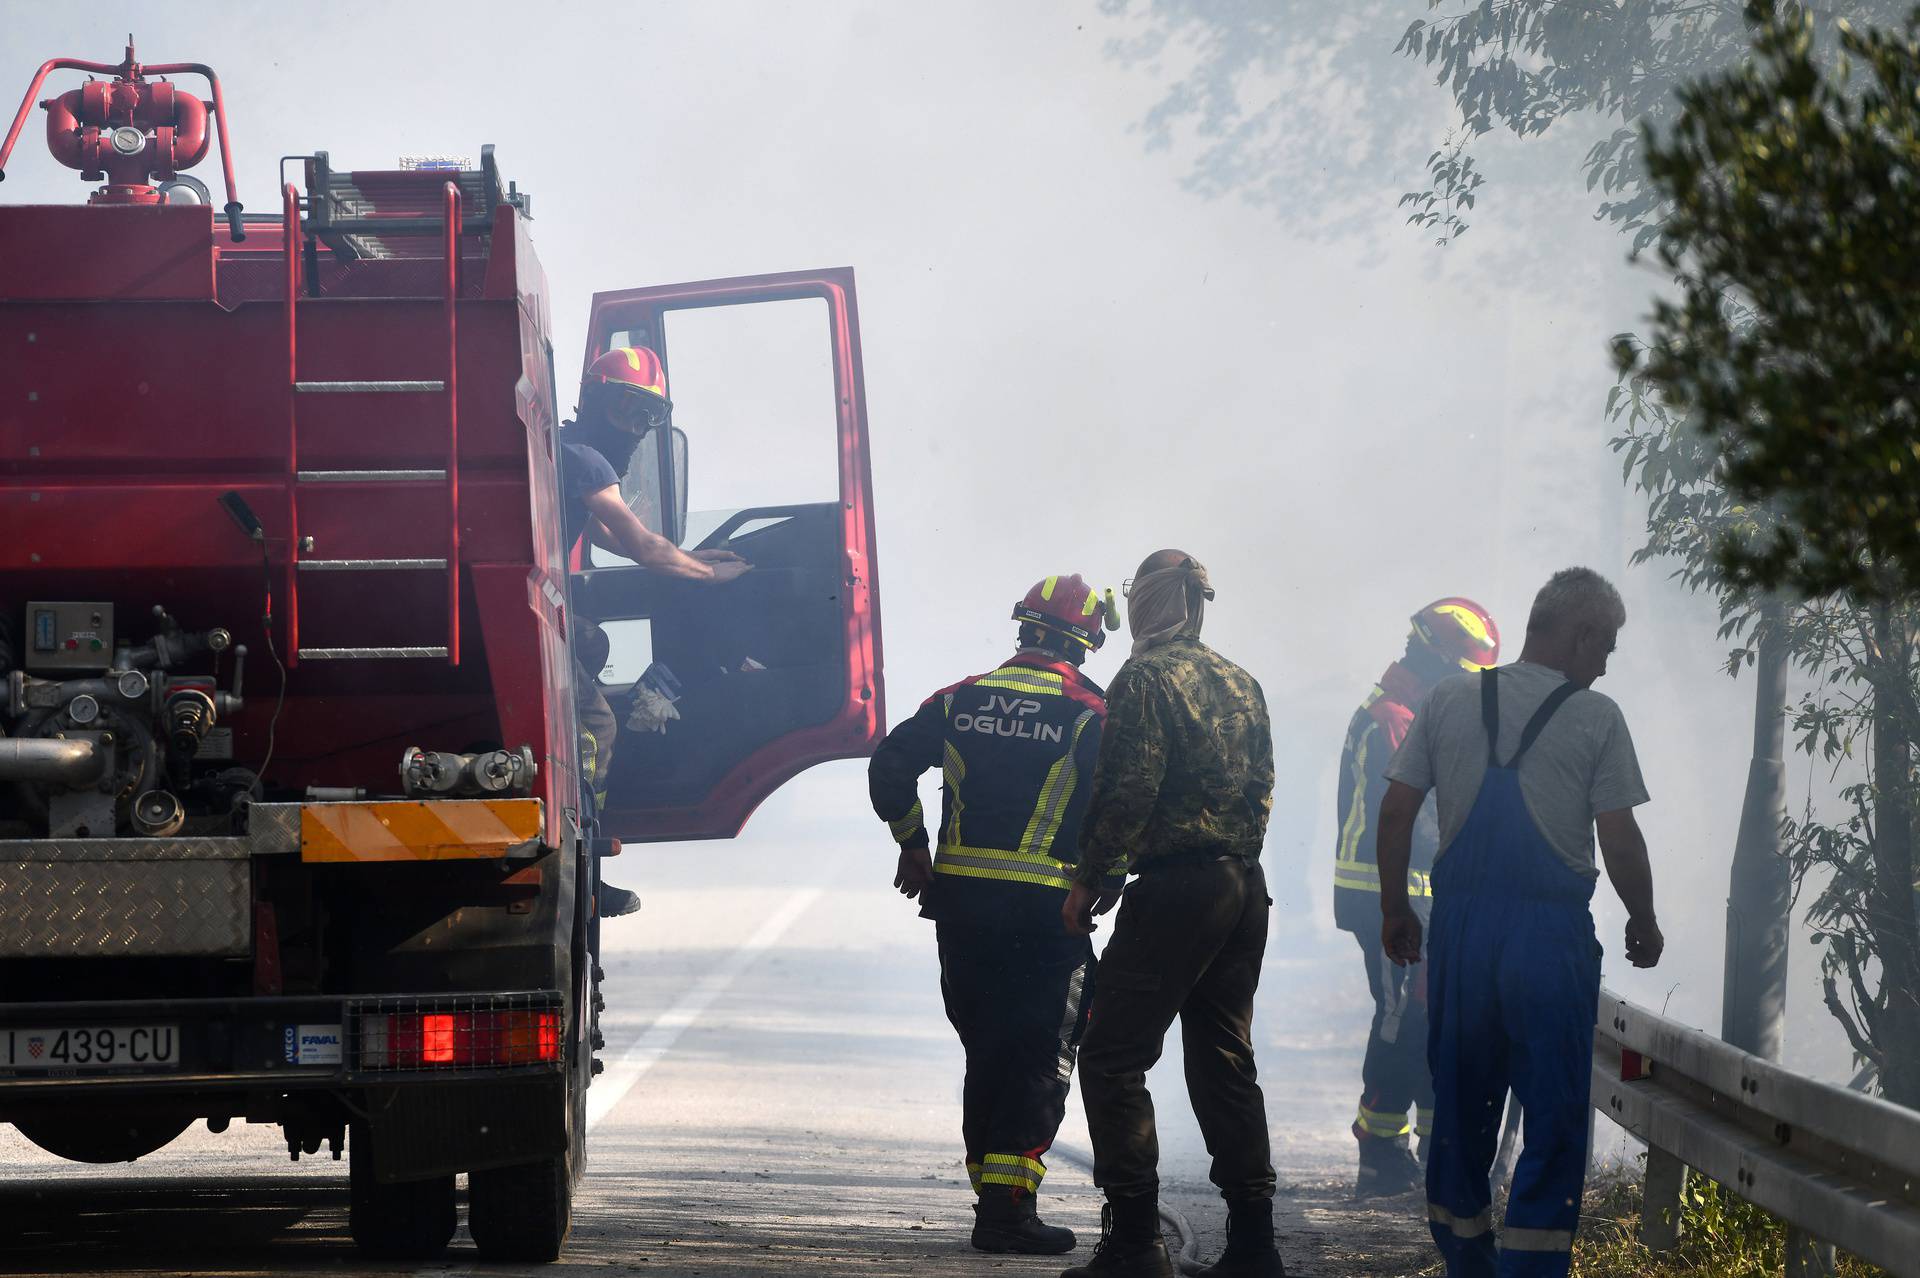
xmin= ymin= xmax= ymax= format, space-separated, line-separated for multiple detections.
xmin=626 ymin=686 xmax=682 ymax=734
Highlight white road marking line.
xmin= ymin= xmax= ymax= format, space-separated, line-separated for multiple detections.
xmin=586 ymin=887 xmax=823 ymax=1130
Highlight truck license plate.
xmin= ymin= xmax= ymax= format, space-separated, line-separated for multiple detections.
xmin=2 ymin=1025 xmax=179 ymax=1071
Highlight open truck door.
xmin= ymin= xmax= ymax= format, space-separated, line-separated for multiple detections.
xmin=571 ymin=268 xmax=884 ymax=841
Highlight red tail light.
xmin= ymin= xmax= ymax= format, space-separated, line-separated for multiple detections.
xmin=358 ymin=1009 xmax=560 ymax=1069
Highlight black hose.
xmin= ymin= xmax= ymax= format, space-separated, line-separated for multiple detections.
xmin=1049 ymin=1142 xmax=1208 ymax=1274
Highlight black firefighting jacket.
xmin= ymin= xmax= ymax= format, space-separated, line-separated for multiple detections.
xmin=868 ymin=652 xmax=1117 ymax=932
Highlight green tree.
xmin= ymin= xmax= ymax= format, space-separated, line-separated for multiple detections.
xmin=1618 ymin=6 xmax=1920 ymax=1101
xmin=1098 ymin=0 xmax=1920 ymax=1097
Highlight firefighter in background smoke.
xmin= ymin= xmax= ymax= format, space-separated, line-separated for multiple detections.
xmin=868 ymin=575 xmax=1123 ymax=1257
xmin=1064 ymin=552 xmax=1282 ymax=1278
xmin=1379 ymin=568 xmax=1663 ymax=1278
xmin=559 ymin=346 xmax=749 ymax=917
xmin=1333 ymin=598 xmax=1500 ymax=1198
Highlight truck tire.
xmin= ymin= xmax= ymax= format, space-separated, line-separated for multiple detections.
xmin=468 ymin=1148 xmax=573 ymax=1261
xmin=13 ymin=1113 xmax=192 ymax=1163
xmin=470 ymin=956 xmax=587 ymax=1262
xmin=348 ymin=1124 xmax=456 ymax=1261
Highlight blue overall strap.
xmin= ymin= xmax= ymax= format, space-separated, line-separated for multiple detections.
xmin=1501 ymin=682 xmax=1579 ymax=769
xmin=1480 ymin=668 xmax=1500 ymax=763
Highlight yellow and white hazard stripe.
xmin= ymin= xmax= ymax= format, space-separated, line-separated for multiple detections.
xmin=1017 ymin=709 xmax=1097 ymax=857
xmin=299 ymin=799 xmax=545 ymax=863
xmin=888 ymin=800 xmax=925 ymax=844
xmin=979 ymin=1152 xmax=1046 ymax=1193
xmin=934 ymin=844 xmax=1075 ymax=890
xmin=1356 ymin=1102 xmax=1413 ymax=1139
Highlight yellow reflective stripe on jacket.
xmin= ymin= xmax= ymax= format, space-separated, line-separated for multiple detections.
xmin=975 ymin=660 xmax=1067 ymax=690
xmin=888 ymin=799 xmax=924 ymax=843
xmin=942 ymin=739 xmax=967 ymax=847
xmin=979 ymin=1152 xmax=1046 ymax=1191
xmin=935 ymin=844 xmax=1075 ymax=889
xmin=1334 ymin=717 xmax=1375 ymax=879
xmin=1017 ymin=708 xmax=1096 ymax=857
xmin=966 ymin=1161 xmax=984 ymax=1193
xmin=1333 ymin=861 xmax=1433 ymax=898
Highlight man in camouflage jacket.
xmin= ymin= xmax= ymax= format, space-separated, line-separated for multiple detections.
xmin=1060 ymin=551 xmax=1282 ymax=1278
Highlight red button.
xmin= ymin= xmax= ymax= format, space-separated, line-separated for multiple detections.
xmin=65 ymin=639 xmax=78 ymax=650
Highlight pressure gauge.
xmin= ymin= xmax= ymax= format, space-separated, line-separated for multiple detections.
xmin=110 ymin=126 xmax=145 ymax=157
xmin=117 ymin=669 xmax=149 ymax=700
xmin=67 ymin=694 xmax=101 ymax=725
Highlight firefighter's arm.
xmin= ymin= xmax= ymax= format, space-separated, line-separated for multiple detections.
xmin=1597 ymin=808 xmax=1663 ymax=968
xmin=869 ymin=698 xmax=945 ymax=897
xmin=1074 ymin=668 xmax=1166 ymax=889
xmin=1376 ymin=779 xmax=1426 ymax=965
xmin=582 ymin=486 xmax=747 ymax=582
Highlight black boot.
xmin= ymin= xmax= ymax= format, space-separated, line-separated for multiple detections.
xmin=1061 ymin=1196 xmax=1174 ymax=1278
xmin=1353 ymin=1132 xmax=1423 ymax=1199
xmin=1197 ymin=1197 xmax=1285 ymax=1277
xmin=971 ymin=1186 xmax=1075 ymax=1255
xmin=596 ymin=882 xmax=642 ymax=918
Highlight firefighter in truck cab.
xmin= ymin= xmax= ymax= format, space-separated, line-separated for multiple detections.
xmin=868 ymin=575 xmax=1125 ymax=1257
xmin=1331 ymin=597 xmax=1500 ymax=1197
xmin=560 ymin=346 xmax=750 ymax=916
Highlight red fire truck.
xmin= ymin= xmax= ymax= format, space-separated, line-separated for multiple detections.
xmin=0 ymin=44 xmax=883 ymax=1260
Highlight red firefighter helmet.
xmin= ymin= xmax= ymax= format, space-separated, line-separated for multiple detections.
xmin=583 ymin=346 xmax=672 ymax=433
xmin=1013 ymin=574 xmax=1123 ymax=652
xmin=1411 ymin=597 xmax=1501 ymax=671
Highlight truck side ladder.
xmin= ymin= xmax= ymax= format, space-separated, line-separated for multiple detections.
xmin=280 ymin=181 xmax=462 ymax=666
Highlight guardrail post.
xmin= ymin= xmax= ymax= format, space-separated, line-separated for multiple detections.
xmin=1785 ymin=1227 xmax=1836 ymax=1278
xmin=1640 ymin=1145 xmax=1685 ymax=1252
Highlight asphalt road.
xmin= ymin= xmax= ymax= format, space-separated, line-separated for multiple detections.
xmin=0 ymin=837 xmax=1435 ymax=1277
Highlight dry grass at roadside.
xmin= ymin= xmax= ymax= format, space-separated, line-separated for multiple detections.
xmin=1571 ymin=1165 xmax=1884 ymax=1277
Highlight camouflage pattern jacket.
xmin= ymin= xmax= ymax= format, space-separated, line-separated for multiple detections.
xmin=1075 ymin=636 xmax=1275 ymax=884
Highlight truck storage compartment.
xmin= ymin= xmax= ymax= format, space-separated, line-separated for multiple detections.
xmin=0 ymin=837 xmax=267 ymax=957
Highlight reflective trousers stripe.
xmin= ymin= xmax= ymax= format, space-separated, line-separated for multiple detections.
xmin=1503 ymin=1225 xmax=1575 ymax=1252
xmin=935 ymin=844 xmax=1074 ymax=890
xmin=979 ymin=1152 xmax=1046 ymax=1192
xmin=1356 ymin=1103 xmax=1412 ymax=1139
xmin=580 ymin=726 xmax=608 ymax=807
xmin=1427 ymin=1202 xmax=1494 ymax=1239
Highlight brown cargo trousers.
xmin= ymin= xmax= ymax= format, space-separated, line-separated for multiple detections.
xmin=1078 ymin=855 xmax=1277 ymax=1200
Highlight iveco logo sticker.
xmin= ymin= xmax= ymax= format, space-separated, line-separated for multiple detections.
xmin=284 ymin=1024 xmax=343 ymax=1066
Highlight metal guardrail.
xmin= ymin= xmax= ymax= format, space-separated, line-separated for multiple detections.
xmin=1591 ymin=986 xmax=1920 ymax=1277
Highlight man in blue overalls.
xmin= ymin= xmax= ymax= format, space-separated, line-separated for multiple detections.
xmin=1372 ymin=567 xmax=1664 ymax=1278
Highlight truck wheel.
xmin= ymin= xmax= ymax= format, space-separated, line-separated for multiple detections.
xmin=348 ymin=1125 xmax=455 ymax=1260
xmin=468 ymin=1150 xmax=573 ymax=1261
xmin=13 ymin=1113 xmax=192 ymax=1163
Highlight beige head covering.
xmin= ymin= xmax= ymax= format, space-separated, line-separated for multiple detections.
xmin=1128 ymin=556 xmax=1214 ymax=655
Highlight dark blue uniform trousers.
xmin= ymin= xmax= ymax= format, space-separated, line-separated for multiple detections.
xmin=1424 ymin=747 xmax=1600 ymax=1276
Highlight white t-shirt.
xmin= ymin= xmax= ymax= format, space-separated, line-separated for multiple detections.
xmin=1384 ymin=662 xmax=1649 ymax=878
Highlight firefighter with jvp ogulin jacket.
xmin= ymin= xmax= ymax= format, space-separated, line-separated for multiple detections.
xmin=1331 ymin=598 xmax=1500 ymax=1197
xmin=868 ymin=575 xmax=1124 ymax=1257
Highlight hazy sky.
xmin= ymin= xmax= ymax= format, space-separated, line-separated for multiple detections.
xmin=1 ymin=2 xmax=1849 ymax=1079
